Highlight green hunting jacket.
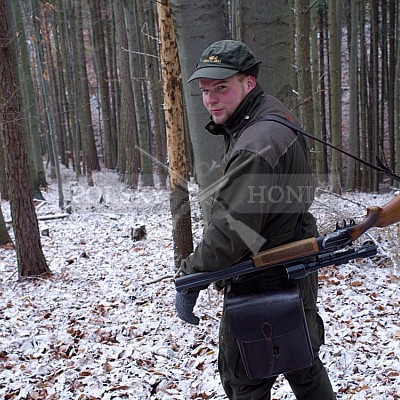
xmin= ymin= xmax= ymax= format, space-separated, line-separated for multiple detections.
xmin=181 ymin=83 xmax=317 ymax=281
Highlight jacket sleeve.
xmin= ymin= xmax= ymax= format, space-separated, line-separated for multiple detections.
xmin=181 ymin=151 xmax=278 ymax=274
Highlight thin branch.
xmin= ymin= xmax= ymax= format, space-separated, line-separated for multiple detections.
xmin=316 ymin=188 xmax=365 ymax=208
xmin=120 ymin=46 xmax=159 ymax=59
xmin=145 ymin=274 xmax=174 ymax=285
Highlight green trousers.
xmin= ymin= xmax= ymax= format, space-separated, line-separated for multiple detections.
xmin=218 ymin=272 xmax=336 ymax=400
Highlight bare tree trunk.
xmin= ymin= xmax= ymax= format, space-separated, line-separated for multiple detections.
xmin=0 ymin=204 xmax=12 ymax=246
xmin=311 ymin=2 xmax=326 ymax=184
xmin=61 ymin=0 xmax=82 ymax=177
xmin=171 ymin=0 xmax=226 ymax=223
xmin=52 ymin=9 xmax=71 ymax=170
xmin=142 ymin=0 xmax=168 ymax=188
xmin=30 ymin=0 xmax=64 ymax=207
xmin=346 ymin=0 xmax=359 ymax=189
xmin=74 ymin=0 xmax=99 ymax=186
xmin=318 ymin=5 xmax=329 ymax=182
xmin=370 ymin=0 xmax=379 ymax=191
xmin=105 ymin=0 xmax=119 ymax=172
xmin=126 ymin=0 xmax=155 ymax=187
xmin=359 ymin=1 xmax=369 ymax=191
xmin=42 ymin=4 xmax=66 ymax=168
xmin=239 ymin=0 xmax=296 ymax=108
xmin=30 ymin=0 xmax=56 ymax=181
xmin=11 ymin=0 xmax=47 ymax=196
xmin=295 ymin=0 xmax=314 ymax=134
xmin=0 ymin=134 xmax=7 ymax=199
xmin=328 ymin=0 xmax=342 ymax=194
xmin=88 ymin=0 xmax=116 ymax=170
xmin=0 ymin=0 xmax=50 ymax=277
xmin=113 ymin=1 xmax=140 ymax=188
xmin=157 ymin=0 xmax=193 ymax=270
xmin=387 ymin=0 xmax=396 ymax=184
xmin=395 ymin=2 xmax=400 ymax=186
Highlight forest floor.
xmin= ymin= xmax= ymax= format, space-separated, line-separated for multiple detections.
xmin=0 ymin=168 xmax=399 ymax=400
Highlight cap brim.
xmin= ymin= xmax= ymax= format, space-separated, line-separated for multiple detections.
xmin=188 ymin=67 xmax=239 ymax=83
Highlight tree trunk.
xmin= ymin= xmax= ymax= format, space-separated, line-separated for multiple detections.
xmin=328 ymin=0 xmax=342 ymax=194
xmin=53 ymin=10 xmax=71 ymax=170
xmin=239 ymin=0 xmax=296 ymax=108
xmin=346 ymin=0 xmax=359 ymax=189
xmin=42 ymin=4 xmax=66 ymax=169
xmin=88 ymin=0 xmax=116 ymax=170
xmin=370 ymin=0 xmax=379 ymax=191
xmin=0 ymin=0 xmax=50 ymax=277
xmin=387 ymin=0 xmax=396 ymax=184
xmin=310 ymin=2 xmax=327 ymax=184
xmin=126 ymin=0 xmax=155 ymax=187
xmin=157 ymin=0 xmax=193 ymax=270
xmin=142 ymin=0 xmax=168 ymax=188
xmin=104 ymin=0 xmax=119 ymax=173
xmin=359 ymin=0 xmax=369 ymax=191
xmin=30 ymin=0 xmax=64 ymax=206
xmin=11 ymin=0 xmax=47 ymax=196
xmin=75 ymin=0 xmax=99 ymax=186
xmin=318 ymin=5 xmax=329 ymax=182
xmin=41 ymin=3 xmax=65 ymax=207
xmin=0 ymin=204 xmax=12 ymax=246
xmin=395 ymin=2 xmax=400 ymax=185
xmin=61 ymin=0 xmax=82 ymax=177
xmin=0 ymin=134 xmax=8 ymax=199
xmin=171 ymin=0 xmax=226 ymax=223
xmin=30 ymin=0 xmax=56 ymax=182
xmin=113 ymin=1 xmax=140 ymax=188
xmin=295 ymin=0 xmax=314 ymax=134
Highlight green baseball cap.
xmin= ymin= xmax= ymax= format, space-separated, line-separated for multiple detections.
xmin=188 ymin=40 xmax=261 ymax=82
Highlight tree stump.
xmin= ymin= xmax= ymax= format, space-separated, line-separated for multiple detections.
xmin=131 ymin=224 xmax=146 ymax=241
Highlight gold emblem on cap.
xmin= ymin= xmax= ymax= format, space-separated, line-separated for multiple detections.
xmin=202 ymin=55 xmax=222 ymax=64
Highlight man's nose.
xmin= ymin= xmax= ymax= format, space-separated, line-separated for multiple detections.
xmin=205 ymin=92 xmax=218 ymax=104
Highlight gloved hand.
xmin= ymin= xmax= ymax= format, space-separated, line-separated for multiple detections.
xmin=175 ymin=290 xmax=200 ymax=325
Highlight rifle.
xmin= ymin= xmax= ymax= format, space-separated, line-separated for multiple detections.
xmin=175 ymin=195 xmax=400 ymax=292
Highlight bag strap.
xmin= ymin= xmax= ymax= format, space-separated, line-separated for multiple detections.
xmin=253 ymin=114 xmax=400 ymax=182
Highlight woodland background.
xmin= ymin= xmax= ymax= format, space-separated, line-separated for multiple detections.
xmin=0 ymin=1 xmax=399 ymax=398
xmin=0 ymin=174 xmax=398 ymax=399
xmin=0 ymin=2 xmax=399 ymax=283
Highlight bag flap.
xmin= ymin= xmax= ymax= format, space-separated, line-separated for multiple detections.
xmin=227 ymin=287 xmax=304 ymax=342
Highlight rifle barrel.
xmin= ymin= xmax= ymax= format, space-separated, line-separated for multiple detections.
xmin=174 ymin=259 xmax=254 ymax=292
xmin=286 ymin=244 xmax=377 ymax=280
xmin=174 ymin=244 xmax=378 ymax=292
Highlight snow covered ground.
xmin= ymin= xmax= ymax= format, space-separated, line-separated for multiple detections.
xmin=0 ymin=169 xmax=399 ymax=399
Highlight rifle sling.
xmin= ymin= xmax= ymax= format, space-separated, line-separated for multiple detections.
xmin=255 ymin=114 xmax=400 ymax=182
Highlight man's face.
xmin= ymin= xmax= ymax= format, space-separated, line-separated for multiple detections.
xmin=198 ymin=74 xmax=257 ymax=125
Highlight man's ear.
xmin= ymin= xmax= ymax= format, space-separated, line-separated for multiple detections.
xmin=246 ymin=75 xmax=257 ymax=91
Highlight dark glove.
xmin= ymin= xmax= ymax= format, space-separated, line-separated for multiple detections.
xmin=175 ymin=290 xmax=200 ymax=325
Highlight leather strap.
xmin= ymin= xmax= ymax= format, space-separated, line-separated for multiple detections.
xmin=262 ymin=322 xmax=274 ymax=376
xmin=252 ymin=114 xmax=400 ymax=182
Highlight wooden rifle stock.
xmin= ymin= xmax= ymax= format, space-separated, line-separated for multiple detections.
xmin=252 ymin=195 xmax=400 ymax=268
xmin=252 ymin=238 xmax=320 ymax=268
xmin=347 ymin=195 xmax=400 ymax=241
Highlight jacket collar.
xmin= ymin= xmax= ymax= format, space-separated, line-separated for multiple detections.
xmin=205 ymin=83 xmax=265 ymax=136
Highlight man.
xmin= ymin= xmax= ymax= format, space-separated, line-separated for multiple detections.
xmin=176 ymin=40 xmax=336 ymax=400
